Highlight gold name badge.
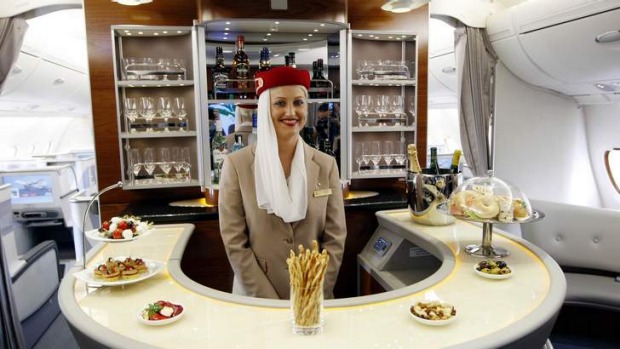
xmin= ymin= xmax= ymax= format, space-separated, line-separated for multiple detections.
xmin=313 ymin=188 xmax=333 ymax=197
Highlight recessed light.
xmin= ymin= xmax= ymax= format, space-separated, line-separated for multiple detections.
xmin=388 ymin=36 xmax=393 ymax=39
xmin=267 ymin=33 xmax=271 ymax=36
xmin=138 ymin=31 xmax=143 ymax=35
xmin=225 ymin=21 xmax=231 ymax=25
xmin=162 ymin=31 xmax=168 ymax=34
xmin=177 ymin=31 xmax=183 ymax=34
xmin=320 ymin=24 xmax=325 ymax=27
xmin=124 ymin=30 xmax=130 ymax=33
xmin=126 ymin=33 xmax=132 ymax=36
xmin=154 ymin=33 xmax=159 ymax=36
xmin=224 ymin=27 xmax=229 ymax=31
xmin=308 ymin=34 xmax=313 ymax=37
xmin=275 ymin=21 xmax=280 ymax=24
xmin=313 ymin=29 xmax=318 ymax=32
xmin=263 ymin=38 xmax=268 ymax=41
xmin=357 ymin=34 xmax=363 ymax=37
xmin=303 ymin=38 xmax=308 ymax=41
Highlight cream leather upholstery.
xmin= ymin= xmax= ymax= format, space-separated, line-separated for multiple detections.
xmin=521 ymin=199 xmax=620 ymax=311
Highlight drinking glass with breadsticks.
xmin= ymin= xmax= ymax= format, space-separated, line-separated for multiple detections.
xmin=287 ymin=240 xmax=329 ymax=335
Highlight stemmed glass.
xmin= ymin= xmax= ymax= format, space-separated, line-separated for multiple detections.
xmin=158 ymin=97 xmax=173 ymax=132
xmin=158 ymin=147 xmax=172 ymax=182
xmin=180 ymin=147 xmax=191 ymax=182
xmin=128 ymin=149 xmax=142 ymax=185
xmin=124 ymin=97 xmax=138 ymax=132
xmin=408 ymin=96 xmax=416 ymax=125
xmin=391 ymin=95 xmax=404 ymax=126
xmin=173 ymin=97 xmax=187 ymax=131
xmin=375 ymin=95 xmax=390 ymax=119
xmin=143 ymin=148 xmax=156 ymax=182
xmin=172 ymin=58 xmax=187 ymax=80
xmin=370 ymin=141 xmax=381 ymax=171
xmin=140 ymin=97 xmax=156 ymax=132
xmin=361 ymin=141 xmax=372 ymax=174
xmin=383 ymin=141 xmax=394 ymax=170
xmin=171 ymin=147 xmax=183 ymax=181
xmin=354 ymin=142 xmax=364 ymax=174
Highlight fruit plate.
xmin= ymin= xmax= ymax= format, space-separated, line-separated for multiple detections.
xmin=473 ymin=264 xmax=513 ymax=280
xmin=137 ymin=302 xmax=185 ymax=326
xmin=409 ymin=302 xmax=457 ymax=326
xmin=73 ymin=259 xmax=163 ymax=286
xmin=85 ymin=228 xmax=153 ymax=242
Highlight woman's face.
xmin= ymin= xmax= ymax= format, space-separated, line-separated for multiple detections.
xmin=269 ymin=85 xmax=307 ymax=142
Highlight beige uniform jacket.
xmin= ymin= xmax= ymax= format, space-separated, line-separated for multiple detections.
xmin=218 ymin=143 xmax=347 ymax=299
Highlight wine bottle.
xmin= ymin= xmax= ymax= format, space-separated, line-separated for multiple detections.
xmin=429 ymin=147 xmax=440 ymax=174
xmin=211 ymin=120 xmax=228 ymax=185
xmin=450 ymin=149 xmax=462 ymax=174
xmin=212 ymin=46 xmax=228 ymax=90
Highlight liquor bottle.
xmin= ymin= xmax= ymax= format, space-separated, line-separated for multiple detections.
xmin=211 ymin=120 xmax=228 ymax=185
xmin=429 ymin=147 xmax=440 ymax=174
xmin=258 ymin=47 xmax=271 ymax=73
xmin=450 ymin=149 xmax=462 ymax=174
xmin=316 ymin=58 xmax=330 ymax=98
xmin=309 ymin=61 xmax=319 ymax=98
xmin=322 ymin=139 xmax=335 ymax=157
xmin=231 ymin=35 xmax=250 ymax=98
xmin=284 ymin=55 xmax=291 ymax=67
xmin=288 ymin=52 xmax=296 ymax=68
xmin=230 ymin=134 xmax=244 ymax=153
xmin=212 ymin=46 xmax=228 ymax=91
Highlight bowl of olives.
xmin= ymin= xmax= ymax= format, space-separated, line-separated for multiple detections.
xmin=474 ymin=260 xmax=512 ymax=279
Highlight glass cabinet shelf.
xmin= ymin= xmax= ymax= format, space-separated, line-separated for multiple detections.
xmin=117 ymin=80 xmax=194 ymax=88
xmin=352 ymin=125 xmax=416 ymax=132
xmin=351 ymin=170 xmax=407 ymax=179
xmin=120 ymin=131 xmax=197 ymax=139
xmin=352 ymin=79 xmax=416 ymax=86
xmin=122 ymin=179 xmax=200 ymax=190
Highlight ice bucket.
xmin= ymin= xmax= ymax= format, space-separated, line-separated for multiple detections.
xmin=407 ymin=170 xmax=461 ymax=225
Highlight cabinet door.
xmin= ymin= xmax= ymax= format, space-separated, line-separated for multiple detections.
xmin=112 ymin=25 xmax=204 ymax=190
xmin=347 ymin=30 xmax=418 ymax=180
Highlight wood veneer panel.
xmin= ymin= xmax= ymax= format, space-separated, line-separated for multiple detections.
xmin=83 ymin=0 xmax=201 ymax=216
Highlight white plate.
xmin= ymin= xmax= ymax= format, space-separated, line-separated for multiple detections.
xmin=85 ymin=228 xmax=152 ymax=242
xmin=473 ymin=264 xmax=513 ymax=280
xmin=409 ymin=303 xmax=457 ymax=326
xmin=73 ymin=259 xmax=163 ymax=286
xmin=137 ymin=302 xmax=185 ymax=326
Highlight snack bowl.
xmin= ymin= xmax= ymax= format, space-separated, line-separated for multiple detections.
xmin=409 ymin=301 xmax=457 ymax=326
xmin=137 ymin=300 xmax=185 ymax=326
xmin=474 ymin=260 xmax=513 ymax=280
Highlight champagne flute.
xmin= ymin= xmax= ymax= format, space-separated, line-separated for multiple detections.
xmin=361 ymin=141 xmax=371 ymax=173
xmin=171 ymin=147 xmax=183 ymax=181
xmin=128 ymin=149 xmax=142 ymax=185
xmin=370 ymin=141 xmax=381 ymax=171
xmin=383 ymin=141 xmax=394 ymax=169
xmin=173 ymin=97 xmax=187 ymax=131
xmin=157 ymin=96 xmax=173 ymax=132
xmin=143 ymin=148 xmax=156 ymax=183
xmin=181 ymin=147 xmax=191 ymax=182
xmin=159 ymin=147 xmax=172 ymax=182
xmin=354 ymin=142 xmax=364 ymax=174
xmin=140 ymin=97 xmax=156 ymax=132
xmin=124 ymin=97 xmax=138 ymax=131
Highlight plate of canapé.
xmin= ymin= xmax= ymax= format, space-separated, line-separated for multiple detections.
xmin=73 ymin=256 xmax=163 ymax=286
xmin=137 ymin=300 xmax=185 ymax=326
xmin=474 ymin=260 xmax=513 ymax=280
xmin=409 ymin=300 xmax=458 ymax=326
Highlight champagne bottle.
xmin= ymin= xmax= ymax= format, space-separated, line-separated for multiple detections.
xmin=450 ymin=149 xmax=462 ymax=174
xmin=211 ymin=120 xmax=228 ymax=185
xmin=407 ymin=144 xmax=422 ymax=174
xmin=429 ymin=147 xmax=440 ymax=174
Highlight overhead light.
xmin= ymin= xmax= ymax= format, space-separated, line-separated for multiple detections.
xmin=112 ymin=0 xmax=153 ymax=6
xmin=381 ymin=0 xmax=429 ymax=13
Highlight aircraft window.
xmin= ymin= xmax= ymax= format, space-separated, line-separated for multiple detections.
xmin=604 ymin=148 xmax=620 ymax=194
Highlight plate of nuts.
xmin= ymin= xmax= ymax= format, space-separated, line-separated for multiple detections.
xmin=474 ymin=260 xmax=513 ymax=280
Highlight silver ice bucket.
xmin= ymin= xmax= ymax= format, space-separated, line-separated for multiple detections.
xmin=407 ymin=171 xmax=461 ymax=226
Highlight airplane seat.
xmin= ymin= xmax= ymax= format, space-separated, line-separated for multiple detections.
xmin=521 ymin=199 xmax=620 ymax=311
xmin=11 ymin=240 xmax=62 ymax=349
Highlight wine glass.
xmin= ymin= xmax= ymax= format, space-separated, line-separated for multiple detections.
xmin=158 ymin=147 xmax=172 ymax=182
xmin=128 ymin=149 xmax=142 ymax=185
xmin=361 ymin=141 xmax=372 ymax=174
xmin=124 ymin=97 xmax=138 ymax=128
xmin=383 ymin=141 xmax=394 ymax=169
xmin=370 ymin=141 xmax=381 ymax=171
xmin=143 ymin=148 xmax=156 ymax=182
xmin=171 ymin=147 xmax=183 ymax=181
xmin=140 ymin=97 xmax=156 ymax=132
xmin=408 ymin=96 xmax=416 ymax=125
xmin=181 ymin=147 xmax=191 ymax=182
xmin=158 ymin=97 xmax=173 ymax=132
xmin=391 ymin=95 xmax=404 ymax=126
xmin=375 ymin=95 xmax=390 ymax=119
xmin=354 ymin=142 xmax=364 ymax=174
xmin=172 ymin=58 xmax=187 ymax=80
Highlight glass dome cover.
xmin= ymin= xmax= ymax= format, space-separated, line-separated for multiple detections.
xmin=446 ymin=176 xmax=533 ymax=223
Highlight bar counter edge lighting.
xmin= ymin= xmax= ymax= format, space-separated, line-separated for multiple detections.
xmin=58 ymin=211 xmax=566 ymax=349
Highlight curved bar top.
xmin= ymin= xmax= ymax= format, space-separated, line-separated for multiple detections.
xmin=59 ymin=209 xmax=566 ymax=349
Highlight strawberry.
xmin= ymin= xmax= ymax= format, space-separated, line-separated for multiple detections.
xmin=112 ymin=229 xmax=123 ymax=239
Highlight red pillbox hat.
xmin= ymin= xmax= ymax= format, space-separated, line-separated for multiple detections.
xmin=254 ymin=66 xmax=311 ymax=97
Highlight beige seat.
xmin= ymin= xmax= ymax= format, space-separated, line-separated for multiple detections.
xmin=521 ymin=199 xmax=620 ymax=311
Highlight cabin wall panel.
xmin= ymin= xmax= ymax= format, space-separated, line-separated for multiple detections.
xmin=583 ymin=103 xmax=620 ymax=210
xmin=493 ymin=63 xmax=601 ymax=207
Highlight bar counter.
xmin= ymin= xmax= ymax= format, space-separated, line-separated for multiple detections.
xmin=59 ymin=209 xmax=566 ymax=348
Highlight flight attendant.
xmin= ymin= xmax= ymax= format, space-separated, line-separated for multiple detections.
xmin=218 ymin=66 xmax=347 ymax=299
